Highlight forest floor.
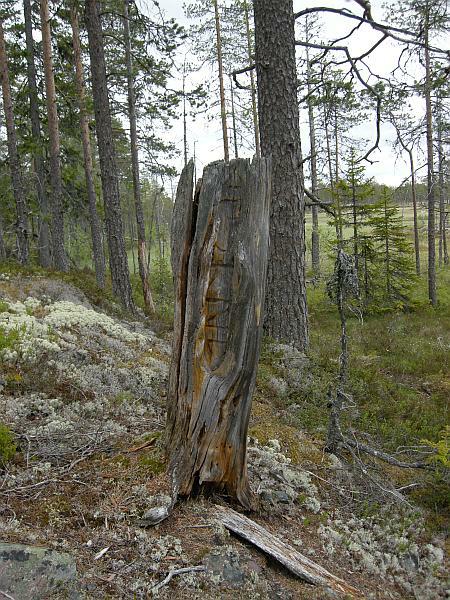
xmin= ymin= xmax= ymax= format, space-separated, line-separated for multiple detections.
xmin=0 ymin=263 xmax=448 ymax=599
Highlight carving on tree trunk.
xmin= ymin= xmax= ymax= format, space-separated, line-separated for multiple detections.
xmin=167 ymin=158 xmax=271 ymax=510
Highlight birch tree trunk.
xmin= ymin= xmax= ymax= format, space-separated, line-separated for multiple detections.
xmin=85 ymin=0 xmax=134 ymax=311
xmin=70 ymin=5 xmax=106 ymax=289
xmin=40 ymin=0 xmax=68 ymax=271
xmin=167 ymin=158 xmax=271 ymax=509
xmin=123 ymin=0 xmax=155 ymax=312
xmin=0 ymin=19 xmax=29 ymax=265
xmin=213 ymin=0 xmax=229 ymax=162
xmin=254 ymin=0 xmax=308 ymax=350
xmin=24 ymin=0 xmax=51 ymax=268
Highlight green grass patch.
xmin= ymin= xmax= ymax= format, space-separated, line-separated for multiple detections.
xmin=0 ymin=423 xmax=16 ymax=464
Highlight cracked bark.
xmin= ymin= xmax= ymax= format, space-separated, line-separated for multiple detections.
xmin=0 ymin=19 xmax=29 ymax=265
xmin=167 ymin=158 xmax=271 ymax=509
xmin=40 ymin=0 xmax=68 ymax=271
xmin=254 ymin=0 xmax=308 ymax=350
xmin=123 ymin=0 xmax=155 ymax=312
xmin=85 ymin=0 xmax=134 ymax=311
xmin=71 ymin=5 xmax=106 ymax=289
xmin=24 ymin=0 xmax=51 ymax=268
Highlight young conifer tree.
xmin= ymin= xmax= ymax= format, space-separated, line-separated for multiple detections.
xmin=336 ymin=149 xmax=374 ymax=271
xmin=368 ymin=186 xmax=415 ymax=308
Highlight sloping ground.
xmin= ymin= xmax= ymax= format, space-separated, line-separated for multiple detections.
xmin=0 ymin=274 xmax=447 ymax=599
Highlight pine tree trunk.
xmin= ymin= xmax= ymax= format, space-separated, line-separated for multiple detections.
xmin=351 ymin=162 xmax=358 ymax=273
xmin=70 ymin=5 xmax=106 ymax=289
xmin=24 ymin=0 xmax=51 ymax=268
xmin=306 ymin=36 xmax=319 ymax=277
xmin=408 ymin=150 xmax=421 ymax=276
xmin=167 ymin=158 xmax=271 ymax=509
xmin=437 ymin=99 xmax=447 ymax=267
xmin=0 ymin=213 xmax=6 ymax=260
xmin=123 ymin=0 xmax=155 ymax=312
xmin=384 ymin=195 xmax=391 ymax=296
xmin=424 ymin=16 xmax=436 ymax=305
xmin=85 ymin=0 xmax=134 ymax=311
xmin=40 ymin=0 xmax=68 ymax=271
xmin=182 ymin=64 xmax=188 ymax=167
xmin=0 ymin=19 xmax=29 ymax=265
xmin=213 ymin=0 xmax=229 ymax=162
xmin=323 ymin=105 xmax=342 ymax=244
xmin=230 ymin=77 xmax=239 ymax=159
xmin=243 ymin=1 xmax=260 ymax=157
xmin=334 ymin=107 xmax=339 ymax=183
xmin=254 ymin=0 xmax=308 ymax=350
xmin=326 ymin=251 xmax=349 ymax=454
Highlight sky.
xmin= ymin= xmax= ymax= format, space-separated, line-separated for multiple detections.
xmin=140 ymin=0 xmax=448 ymax=188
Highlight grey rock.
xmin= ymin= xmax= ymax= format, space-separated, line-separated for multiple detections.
xmin=273 ymin=490 xmax=291 ymax=504
xmin=139 ymin=494 xmax=173 ymax=526
xmin=0 ymin=543 xmax=78 ymax=599
xmin=204 ymin=551 xmax=246 ymax=586
xmin=139 ymin=506 xmax=170 ymax=526
xmin=400 ymin=552 xmax=420 ymax=573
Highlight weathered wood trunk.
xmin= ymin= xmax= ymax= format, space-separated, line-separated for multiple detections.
xmin=167 ymin=158 xmax=271 ymax=510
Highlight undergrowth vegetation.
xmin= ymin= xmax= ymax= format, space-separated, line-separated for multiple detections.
xmin=0 ymin=423 xmax=16 ymax=464
xmin=1 ymin=257 xmax=448 ymax=522
xmin=256 ymin=267 xmax=449 ymax=522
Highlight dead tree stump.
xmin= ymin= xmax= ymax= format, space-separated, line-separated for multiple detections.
xmin=167 ymin=157 xmax=271 ymax=509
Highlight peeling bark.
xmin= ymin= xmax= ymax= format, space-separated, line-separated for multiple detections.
xmin=216 ymin=505 xmax=362 ymax=598
xmin=167 ymin=158 xmax=271 ymax=509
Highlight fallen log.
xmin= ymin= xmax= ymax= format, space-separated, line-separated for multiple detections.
xmin=215 ymin=504 xmax=363 ymax=598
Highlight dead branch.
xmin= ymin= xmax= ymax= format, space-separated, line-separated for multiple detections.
xmin=304 ymin=187 xmax=335 ymax=216
xmin=231 ymin=63 xmax=255 ymax=90
xmin=344 ymin=437 xmax=430 ymax=469
xmin=294 ymin=5 xmax=449 ymax=55
xmin=295 ymin=39 xmax=382 ymax=163
xmin=150 ymin=566 xmax=206 ymax=595
xmin=215 ymin=505 xmax=362 ymax=598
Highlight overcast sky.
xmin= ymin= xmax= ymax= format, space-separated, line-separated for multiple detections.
xmin=141 ymin=0 xmax=447 ymax=188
